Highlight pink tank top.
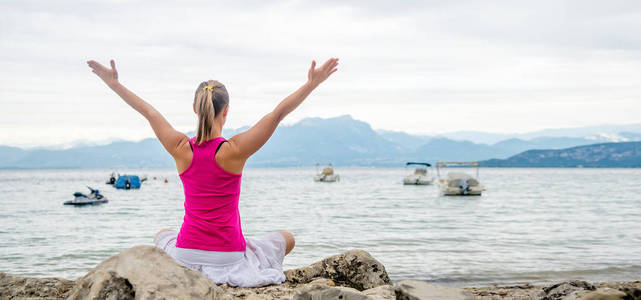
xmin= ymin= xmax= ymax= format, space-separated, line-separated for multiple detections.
xmin=176 ymin=136 xmax=246 ymax=251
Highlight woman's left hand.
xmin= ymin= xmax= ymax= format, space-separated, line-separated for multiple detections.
xmin=307 ymin=58 xmax=339 ymax=88
xmin=87 ymin=59 xmax=119 ymax=86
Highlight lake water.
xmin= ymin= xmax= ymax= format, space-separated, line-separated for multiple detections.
xmin=0 ymin=168 xmax=640 ymax=286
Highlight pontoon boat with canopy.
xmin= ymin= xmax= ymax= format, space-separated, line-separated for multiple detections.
xmin=436 ymin=161 xmax=484 ymax=196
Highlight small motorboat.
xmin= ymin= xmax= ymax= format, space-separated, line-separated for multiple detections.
xmin=436 ymin=161 xmax=484 ymax=196
xmin=403 ymin=162 xmax=434 ymax=185
xmin=314 ymin=163 xmax=340 ymax=182
xmin=64 ymin=187 xmax=108 ymax=206
xmin=114 ymin=175 xmax=145 ymax=189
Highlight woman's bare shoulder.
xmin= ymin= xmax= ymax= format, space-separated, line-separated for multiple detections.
xmin=216 ymin=140 xmax=244 ymax=174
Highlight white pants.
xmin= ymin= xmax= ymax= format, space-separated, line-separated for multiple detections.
xmin=155 ymin=231 xmax=287 ymax=287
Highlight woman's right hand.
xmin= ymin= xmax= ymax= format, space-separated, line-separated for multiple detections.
xmin=307 ymin=58 xmax=339 ymax=88
xmin=87 ymin=59 xmax=119 ymax=87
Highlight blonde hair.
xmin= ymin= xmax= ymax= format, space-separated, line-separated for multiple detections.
xmin=193 ymin=80 xmax=229 ymax=145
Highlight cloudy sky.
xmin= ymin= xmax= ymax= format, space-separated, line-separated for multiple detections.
xmin=1 ymin=0 xmax=640 ymax=147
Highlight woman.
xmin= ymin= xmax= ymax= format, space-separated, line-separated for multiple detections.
xmin=87 ymin=57 xmax=339 ymax=287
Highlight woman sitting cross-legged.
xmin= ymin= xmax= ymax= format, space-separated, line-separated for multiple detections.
xmin=87 ymin=57 xmax=339 ymax=287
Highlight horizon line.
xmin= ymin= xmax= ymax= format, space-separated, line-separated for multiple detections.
xmin=2 ymin=114 xmax=641 ymax=150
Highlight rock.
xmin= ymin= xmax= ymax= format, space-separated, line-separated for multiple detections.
xmin=293 ymin=284 xmax=395 ymax=300
xmin=468 ymin=281 xmax=641 ymax=300
xmin=221 ymin=282 xmax=396 ymax=300
xmin=66 ymin=245 xmax=230 ymax=300
xmin=0 ymin=272 xmax=75 ymax=299
xmin=309 ymin=278 xmax=336 ymax=286
xmin=293 ymin=284 xmax=368 ymax=300
xmin=362 ymin=284 xmax=396 ymax=300
xmin=219 ymin=282 xmax=300 ymax=299
xmin=285 ymin=249 xmax=391 ymax=291
xmin=620 ymin=286 xmax=641 ymax=300
xmin=539 ymin=280 xmax=596 ymax=300
xmin=395 ymin=280 xmax=473 ymax=300
xmin=573 ymin=288 xmax=627 ymax=300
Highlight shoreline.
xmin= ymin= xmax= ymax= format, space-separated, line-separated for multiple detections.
xmin=1 ymin=246 xmax=639 ymax=299
xmin=3 ymin=271 xmax=639 ymax=300
xmin=10 ymin=264 xmax=641 ymax=289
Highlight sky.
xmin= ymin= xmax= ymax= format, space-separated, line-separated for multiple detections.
xmin=1 ymin=0 xmax=640 ymax=147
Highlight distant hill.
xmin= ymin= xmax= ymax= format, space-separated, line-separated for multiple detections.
xmin=3 ymin=139 xmax=173 ymax=169
xmin=249 ymin=115 xmax=403 ymax=166
xmin=2 ymin=115 xmax=641 ymax=168
xmin=376 ymin=130 xmax=431 ymax=151
xmin=482 ymin=142 xmax=641 ymax=167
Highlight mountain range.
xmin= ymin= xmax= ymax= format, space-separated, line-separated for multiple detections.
xmin=1 ymin=115 xmax=640 ymax=168
xmin=482 ymin=142 xmax=641 ymax=167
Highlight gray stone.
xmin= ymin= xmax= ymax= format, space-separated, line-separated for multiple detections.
xmin=619 ymin=285 xmax=641 ymax=300
xmin=539 ymin=280 xmax=596 ymax=300
xmin=293 ymin=284 xmax=371 ymax=300
xmin=572 ymin=288 xmax=627 ymax=300
xmin=0 ymin=272 xmax=75 ymax=300
xmin=362 ymin=284 xmax=395 ymax=300
xmin=285 ymin=250 xmax=391 ymax=291
xmin=395 ymin=280 xmax=473 ymax=300
xmin=219 ymin=282 xmax=299 ymax=299
xmin=65 ymin=245 xmax=230 ymax=300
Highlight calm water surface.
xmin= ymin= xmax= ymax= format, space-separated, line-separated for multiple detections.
xmin=0 ymin=168 xmax=640 ymax=286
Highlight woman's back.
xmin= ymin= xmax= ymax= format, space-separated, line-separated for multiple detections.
xmin=87 ymin=57 xmax=338 ymax=287
xmin=177 ymin=136 xmax=246 ymax=251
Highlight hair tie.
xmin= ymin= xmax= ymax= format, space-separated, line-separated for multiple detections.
xmin=202 ymin=86 xmax=213 ymax=92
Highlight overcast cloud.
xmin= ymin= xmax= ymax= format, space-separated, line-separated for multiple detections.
xmin=1 ymin=0 xmax=640 ymax=147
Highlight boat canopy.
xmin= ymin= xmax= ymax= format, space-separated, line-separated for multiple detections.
xmin=406 ymin=162 xmax=431 ymax=167
xmin=447 ymin=172 xmax=474 ymax=180
xmin=114 ymin=175 xmax=142 ymax=189
xmin=436 ymin=161 xmax=479 ymax=168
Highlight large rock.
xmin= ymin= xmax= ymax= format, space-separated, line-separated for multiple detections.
xmin=0 ymin=272 xmax=75 ymax=299
xmin=66 ymin=245 xmax=230 ymax=300
xmin=285 ymin=249 xmax=391 ymax=291
xmin=538 ymin=280 xmax=596 ymax=300
xmin=395 ymin=280 xmax=473 ymax=300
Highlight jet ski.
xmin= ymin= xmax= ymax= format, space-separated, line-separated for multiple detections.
xmin=64 ymin=187 xmax=108 ymax=206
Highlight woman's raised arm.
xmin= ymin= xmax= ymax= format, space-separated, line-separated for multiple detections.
xmin=87 ymin=60 xmax=190 ymax=159
xmin=228 ymin=58 xmax=339 ymax=160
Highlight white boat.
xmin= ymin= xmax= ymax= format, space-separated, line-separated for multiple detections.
xmin=403 ymin=162 xmax=434 ymax=185
xmin=314 ymin=163 xmax=340 ymax=182
xmin=436 ymin=161 xmax=484 ymax=196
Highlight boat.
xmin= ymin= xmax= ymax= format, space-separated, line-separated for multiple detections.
xmin=436 ymin=161 xmax=484 ymax=196
xmin=403 ymin=162 xmax=434 ymax=185
xmin=64 ymin=187 xmax=108 ymax=206
xmin=114 ymin=175 xmax=146 ymax=189
xmin=314 ymin=163 xmax=340 ymax=182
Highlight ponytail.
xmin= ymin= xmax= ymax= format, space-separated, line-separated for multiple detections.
xmin=193 ymin=80 xmax=229 ymax=145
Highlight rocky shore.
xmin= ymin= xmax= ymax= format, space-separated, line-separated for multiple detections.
xmin=1 ymin=246 xmax=639 ymax=300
